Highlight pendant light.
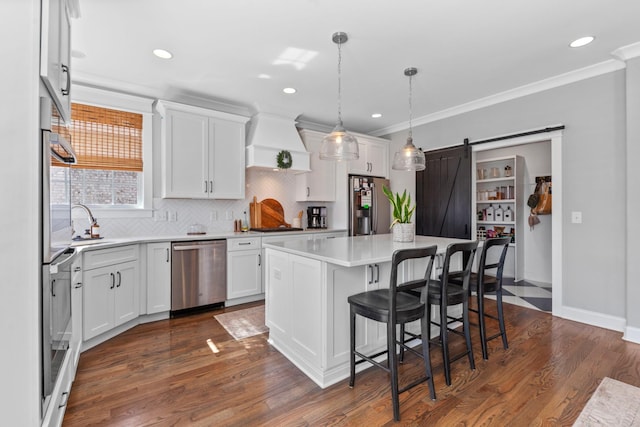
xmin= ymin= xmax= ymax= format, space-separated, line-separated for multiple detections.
xmin=319 ymin=32 xmax=359 ymax=161
xmin=392 ymin=67 xmax=426 ymax=171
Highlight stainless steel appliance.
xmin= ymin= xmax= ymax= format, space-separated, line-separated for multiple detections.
xmin=171 ymin=240 xmax=227 ymax=313
xmin=42 ymin=248 xmax=75 ymax=401
xmin=349 ymin=175 xmax=391 ymax=236
xmin=307 ymin=206 xmax=327 ymax=229
xmin=40 ymin=95 xmax=76 ymax=412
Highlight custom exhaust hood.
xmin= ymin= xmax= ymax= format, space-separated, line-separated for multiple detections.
xmin=246 ymin=112 xmax=311 ymax=172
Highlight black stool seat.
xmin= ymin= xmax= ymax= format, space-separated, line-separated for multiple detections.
xmin=349 ymin=290 xmax=424 ymax=323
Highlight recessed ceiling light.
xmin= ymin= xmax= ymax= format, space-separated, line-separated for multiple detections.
xmin=153 ymin=48 xmax=173 ymax=59
xmin=569 ymin=36 xmax=595 ymax=48
xmin=283 ymin=87 xmax=297 ymax=94
xmin=371 ymin=113 xmax=382 ymax=119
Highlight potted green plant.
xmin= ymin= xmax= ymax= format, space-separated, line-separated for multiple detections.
xmin=382 ymin=185 xmax=416 ymax=242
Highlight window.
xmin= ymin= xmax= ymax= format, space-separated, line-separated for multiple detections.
xmin=65 ymin=85 xmax=154 ymax=217
xmin=67 ymin=103 xmax=143 ymax=206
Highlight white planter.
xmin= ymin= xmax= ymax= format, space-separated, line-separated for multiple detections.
xmin=392 ymin=223 xmax=415 ymax=242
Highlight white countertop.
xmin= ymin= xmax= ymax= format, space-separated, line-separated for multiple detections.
xmin=70 ymin=228 xmax=346 ymax=251
xmin=262 ymin=234 xmax=472 ymax=267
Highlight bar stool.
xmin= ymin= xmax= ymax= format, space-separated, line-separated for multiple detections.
xmin=449 ymin=236 xmax=511 ymax=360
xmin=348 ymin=246 xmax=437 ymax=421
xmin=426 ymin=241 xmax=478 ymax=386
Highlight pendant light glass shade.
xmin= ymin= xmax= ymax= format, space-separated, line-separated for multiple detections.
xmin=392 ymin=67 xmax=426 ymax=171
xmin=320 ymin=32 xmax=359 ymax=161
xmin=393 ymin=136 xmax=425 ymax=171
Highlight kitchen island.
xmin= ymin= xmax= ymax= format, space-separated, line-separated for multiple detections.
xmin=263 ymin=234 xmax=470 ymax=388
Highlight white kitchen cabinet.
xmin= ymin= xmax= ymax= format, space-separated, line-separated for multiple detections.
xmin=296 ymin=129 xmax=336 ymax=201
xmin=70 ymin=256 xmax=83 ymax=370
xmin=348 ymin=135 xmax=390 ymax=178
xmin=83 ymin=245 xmax=140 ymax=340
xmin=146 ymin=242 xmax=171 ymax=314
xmin=227 ymin=236 xmax=263 ymax=305
xmin=41 ymin=0 xmax=72 ymax=122
xmin=156 ymin=100 xmax=249 ymax=199
xmin=265 ymin=250 xmax=323 ymax=366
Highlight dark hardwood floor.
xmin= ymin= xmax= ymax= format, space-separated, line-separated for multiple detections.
xmin=63 ymin=300 xmax=640 ymax=426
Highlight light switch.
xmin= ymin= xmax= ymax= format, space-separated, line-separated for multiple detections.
xmin=571 ymin=211 xmax=582 ymax=224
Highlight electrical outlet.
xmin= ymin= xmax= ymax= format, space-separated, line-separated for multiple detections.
xmin=168 ymin=211 xmax=177 ymax=222
xmin=226 ymin=210 xmax=234 ymax=221
xmin=154 ymin=210 xmax=167 ymax=222
xmin=571 ymin=211 xmax=582 ymax=224
xmin=210 ymin=210 xmax=218 ymax=222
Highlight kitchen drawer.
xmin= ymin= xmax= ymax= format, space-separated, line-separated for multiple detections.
xmin=227 ymin=236 xmax=261 ymax=251
xmin=83 ymin=244 xmax=139 ymax=270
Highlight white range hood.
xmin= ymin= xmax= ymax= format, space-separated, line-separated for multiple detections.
xmin=246 ymin=112 xmax=311 ymax=172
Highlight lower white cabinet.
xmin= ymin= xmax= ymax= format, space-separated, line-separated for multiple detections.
xmin=227 ymin=236 xmax=262 ymax=304
xmin=146 ymin=242 xmax=171 ymax=314
xmin=83 ymin=245 xmax=140 ymax=340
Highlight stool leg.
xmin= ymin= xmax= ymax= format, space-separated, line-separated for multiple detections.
xmin=477 ymin=291 xmax=489 ymax=360
xmin=349 ymin=306 xmax=356 ymax=388
xmin=421 ymin=310 xmax=436 ymax=401
xmin=389 ymin=320 xmax=400 ymax=421
xmin=440 ymin=303 xmax=451 ymax=386
xmin=462 ymin=297 xmax=475 ymax=370
xmin=399 ymin=323 xmax=406 ymax=363
xmin=496 ymin=289 xmax=508 ymax=350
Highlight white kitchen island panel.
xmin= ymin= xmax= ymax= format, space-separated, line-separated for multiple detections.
xmin=264 ymin=234 xmax=471 ymax=388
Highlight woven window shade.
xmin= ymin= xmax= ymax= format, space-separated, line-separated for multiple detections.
xmin=57 ymin=103 xmax=143 ymax=171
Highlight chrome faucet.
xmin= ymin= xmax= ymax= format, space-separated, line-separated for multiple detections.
xmin=72 ymin=204 xmax=97 ymax=237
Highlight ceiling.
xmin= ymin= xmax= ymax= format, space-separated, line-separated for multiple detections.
xmin=71 ymin=0 xmax=640 ymax=136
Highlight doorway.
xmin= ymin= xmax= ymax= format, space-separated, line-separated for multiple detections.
xmin=471 ymin=130 xmax=563 ymax=316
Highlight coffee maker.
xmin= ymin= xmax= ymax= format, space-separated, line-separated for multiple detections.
xmin=307 ymin=206 xmax=327 ymax=229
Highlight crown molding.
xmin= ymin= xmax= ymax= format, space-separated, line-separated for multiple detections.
xmin=612 ymin=41 xmax=640 ymax=62
xmin=371 ymin=59 xmax=625 ymax=137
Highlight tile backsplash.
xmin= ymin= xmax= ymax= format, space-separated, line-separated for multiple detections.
xmin=90 ymin=168 xmax=335 ymax=238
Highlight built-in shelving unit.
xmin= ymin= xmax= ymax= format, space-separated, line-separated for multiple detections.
xmin=473 ymin=155 xmax=524 ymax=280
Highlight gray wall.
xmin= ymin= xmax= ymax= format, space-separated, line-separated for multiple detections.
xmin=626 ymin=58 xmax=640 ymax=334
xmin=387 ymin=71 xmax=628 ymax=320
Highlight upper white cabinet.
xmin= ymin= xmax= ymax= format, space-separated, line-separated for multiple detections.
xmin=156 ymin=100 xmax=249 ymax=199
xmin=347 ymin=135 xmax=389 ymax=178
xmin=41 ymin=0 xmax=72 ymax=122
xmin=296 ymin=129 xmax=336 ymax=202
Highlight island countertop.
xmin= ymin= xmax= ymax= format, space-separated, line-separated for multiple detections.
xmin=262 ymin=234 xmax=471 ymax=267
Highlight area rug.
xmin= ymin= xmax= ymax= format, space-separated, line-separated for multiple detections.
xmin=214 ymin=305 xmax=268 ymax=340
xmin=574 ymin=377 xmax=640 ymax=426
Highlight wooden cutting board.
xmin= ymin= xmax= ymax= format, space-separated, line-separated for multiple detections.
xmin=260 ymin=198 xmax=290 ymax=228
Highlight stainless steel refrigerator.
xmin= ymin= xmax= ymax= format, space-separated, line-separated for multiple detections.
xmin=349 ymin=175 xmax=391 ymax=236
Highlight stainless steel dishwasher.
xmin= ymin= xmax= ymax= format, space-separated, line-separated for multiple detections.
xmin=171 ymin=240 xmax=227 ymax=312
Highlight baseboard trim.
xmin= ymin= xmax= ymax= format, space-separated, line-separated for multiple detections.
xmin=623 ymin=325 xmax=640 ymax=344
xmin=558 ymin=305 xmax=626 ymax=333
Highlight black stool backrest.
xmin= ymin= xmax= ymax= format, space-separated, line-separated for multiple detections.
xmin=477 ymin=237 xmax=511 ymax=283
xmin=389 ymin=245 xmax=438 ymax=306
xmin=440 ymin=241 xmax=479 ymax=305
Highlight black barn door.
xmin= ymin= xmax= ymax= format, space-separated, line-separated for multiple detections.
xmin=416 ymin=145 xmax=471 ymax=238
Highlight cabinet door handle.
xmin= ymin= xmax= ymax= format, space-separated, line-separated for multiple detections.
xmin=73 ymin=266 xmax=81 ymax=272
xmin=209 ymin=181 xmax=214 ymax=194
xmin=74 ymin=282 xmax=82 ymax=289
xmin=375 ymin=264 xmax=380 ymax=283
xmin=239 ymin=242 xmax=251 ymax=246
xmin=166 ymin=248 xmax=170 ymax=263
xmin=258 ymin=253 xmax=261 ymax=267
xmin=51 ymin=278 xmax=56 ymax=297
xmin=204 ymin=180 xmax=208 ymax=193
xmin=368 ymin=265 xmax=373 ymax=285
xmin=110 ymin=272 xmax=115 ymax=289
xmin=58 ymin=391 xmax=69 ymax=409
xmin=116 ymin=271 xmax=122 ymax=287
xmin=61 ymin=64 xmax=70 ymax=96
xmin=307 ymin=187 xmax=310 ymax=197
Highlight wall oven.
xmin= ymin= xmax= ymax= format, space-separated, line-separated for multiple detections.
xmin=40 ymin=95 xmax=76 ymax=412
